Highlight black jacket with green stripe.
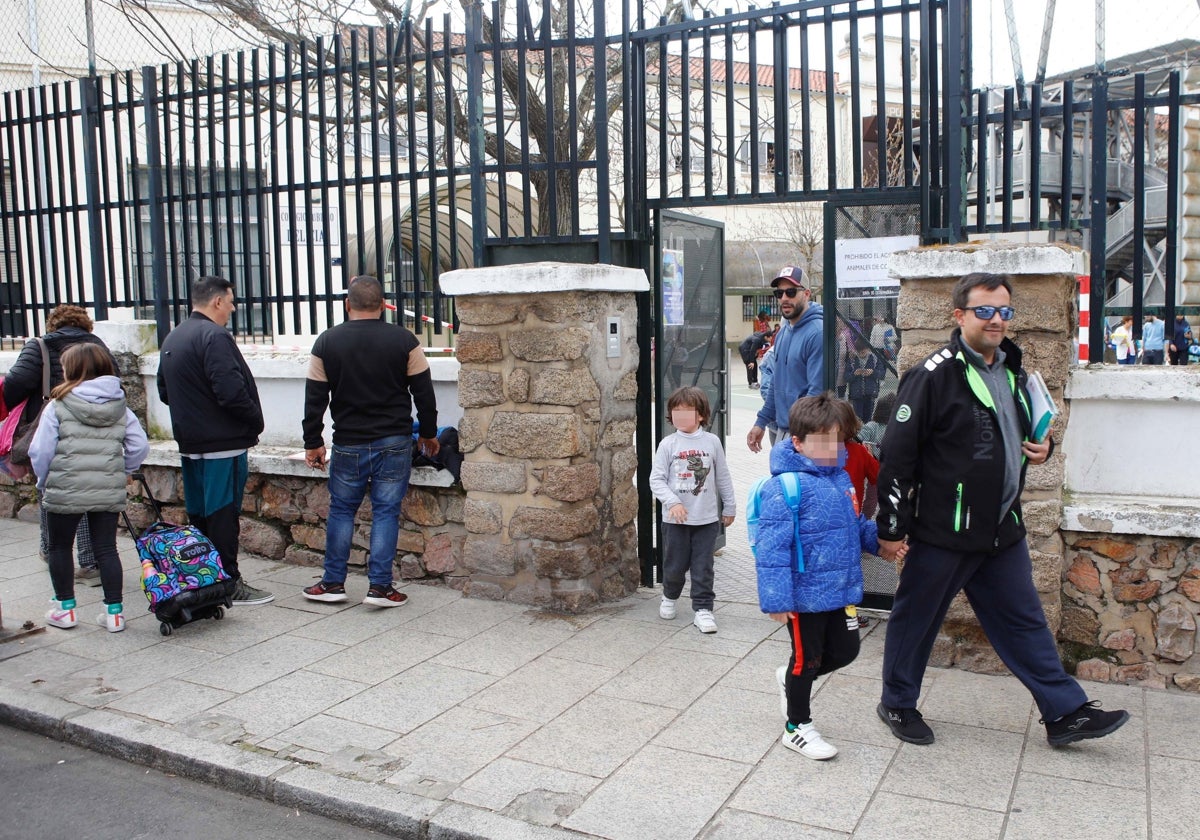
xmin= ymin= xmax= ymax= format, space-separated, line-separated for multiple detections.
xmin=875 ymin=329 xmax=1043 ymax=554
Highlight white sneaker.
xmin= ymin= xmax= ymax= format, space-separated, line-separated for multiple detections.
xmin=96 ymin=610 xmax=125 ymax=633
xmin=775 ymin=665 xmax=789 ymax=719
xmin=782 ymin=722 xmax=838 ymax=760
xmin=693 ymin=609 xmax=718 ymax=634
xmin=45 ymin=602 xmax=77 ymax=629
xmin=659 ymin=597 xmax=677 ymax=620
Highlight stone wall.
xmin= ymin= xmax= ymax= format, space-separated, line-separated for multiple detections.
xmin=443 ymin=263 xmax=647 ymax=611
xmin=890 ymin=244 xmax=1079 ymax=673
xmin=1061 ymin=532 xmax=1200 ymax=692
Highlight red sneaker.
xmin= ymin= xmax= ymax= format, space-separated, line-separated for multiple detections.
xmin=302 ymin=581 xmax=348 ymax=603
xmin=363 ymin=585 xmax=408 ymax=607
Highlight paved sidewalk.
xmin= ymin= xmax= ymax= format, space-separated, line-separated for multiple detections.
xmin=1 ymin=389 xmax=1196 ymax=839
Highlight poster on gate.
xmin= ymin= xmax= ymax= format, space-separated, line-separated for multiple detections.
xmin=834 ymin=235 xmax=917 ymax=299
xmin=662 ymin=249 xmax=685 ymax=326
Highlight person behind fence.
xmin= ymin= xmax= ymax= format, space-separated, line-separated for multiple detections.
xmin=30 ymin=343 xmax=148 ymax=632
xmin=747 ymin=266 xmax=824 ymax=453
xmin=1170 ymin=314 xmax=1191 ymax=365
xmin=754 ymin=393 xmax=904 ymax=760
xmin=301 ymin=275 xmax=439 ymax=608
xmin=844 ymin=336 xmax=884 ymax=423
xmin=1111 ymin=314 xmax=1137 ymax=365
xmin=1141 ymin=311 xmax=1165 ymax=365
xmin=649 ymin=386 xmax=735 ymax=635
xmin=874 ymin=271 xmax=1130 ymax=748
xmin=738 ymin=329 xmax=770 ymax=388
xmin=858 ymin=392 xmax=895 ymax=460
xmin=3 ymin=304 xmax=119 ymax=586
xmin=157 ymin=275 xmax=273 ymax=606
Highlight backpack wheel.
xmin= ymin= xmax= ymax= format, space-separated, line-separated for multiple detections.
xmin=159 ymin=622 xmax=172 ymax=636
xmin=213 ymin=607 xmax=225 ymax=620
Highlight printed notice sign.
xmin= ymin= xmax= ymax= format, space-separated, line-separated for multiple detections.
xmin=834 ymin=235 xmax=918 ymax=299
xmin=662 ymin=248 xmax=685 ymax=326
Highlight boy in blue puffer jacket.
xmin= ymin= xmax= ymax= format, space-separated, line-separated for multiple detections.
xmin=754 ymin=393 xmax=906 ymax=760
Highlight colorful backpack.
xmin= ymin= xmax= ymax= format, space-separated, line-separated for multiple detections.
xmin=746 ymin=471 xmax=805 ymax=572
xmin=137 ymin=522 xmax=230 ymax=610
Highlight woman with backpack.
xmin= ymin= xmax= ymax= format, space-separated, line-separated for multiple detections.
xmin=28 ymin=343 xmax=148 ymax=632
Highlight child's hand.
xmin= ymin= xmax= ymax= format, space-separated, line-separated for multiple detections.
xmin=768 ymin=611 xmax=792 ymax=624
xmin=721 ymin=514 xmax=734 ymax=527
xmin=668 ymin=504 xmax=688 ymax=524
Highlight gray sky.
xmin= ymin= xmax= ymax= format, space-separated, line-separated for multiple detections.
xmin=973 ymin=0 xmax=1200 ymax=86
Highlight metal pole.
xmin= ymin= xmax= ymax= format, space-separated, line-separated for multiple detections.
xmin=464 ymin=0 xmax=486 ymax=268
xmin=142 ymin=66 xmax=171 ymax=343
xmin=84 ymin=0 xmax=96 ymax=77
xmin=1035 ymin=0 xmax=1056 ymax=85
xmin=80 ymin=76 xmax=107 ymax=319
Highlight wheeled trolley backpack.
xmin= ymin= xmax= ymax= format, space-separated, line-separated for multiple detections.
xmin=122 ymin=472 xmax=235 ymax=636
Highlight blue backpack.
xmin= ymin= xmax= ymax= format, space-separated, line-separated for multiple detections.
xmin=746 ymin=472 xmax=805 ymax=572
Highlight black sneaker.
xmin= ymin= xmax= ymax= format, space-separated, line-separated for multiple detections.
xmin=1043 ymin=701 xmax=1130 ymax=747
xmin=230 ymin=580 xmax=275 ymax=606
xmin=877 ymin=703 xmax=935 ymax=745
xmin=302 ymin=581 xmax=348 ymax=603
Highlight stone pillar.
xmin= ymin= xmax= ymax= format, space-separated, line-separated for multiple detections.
xmin=440 ymin=263 xmax=648 ymax=611
xmin=92 ymin=318 xmax=158 ymax=430
xmin=889 ymin=243 xmax=1082 ymax=673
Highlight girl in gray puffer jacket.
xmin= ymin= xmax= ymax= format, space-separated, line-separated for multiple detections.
xmin=29 ymin=343 xmax=149 ymax=632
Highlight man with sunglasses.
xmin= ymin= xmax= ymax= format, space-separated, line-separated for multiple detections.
xmin=747 ymin=266 xmax=824 ymax=453
xmin=874 ymin=272 xmax=1129 ymax=749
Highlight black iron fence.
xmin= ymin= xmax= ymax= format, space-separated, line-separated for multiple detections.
xmin=957 ymin=72 xmax=1200 ymax=362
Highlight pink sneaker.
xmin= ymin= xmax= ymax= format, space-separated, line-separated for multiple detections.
xmin=46 ymin=602 xmax=78 ymax=629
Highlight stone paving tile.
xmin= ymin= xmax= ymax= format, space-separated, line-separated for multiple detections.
xmin=508 ymin=693 xmax=678 ymax=777
xmin=210 ymin=669 xmax=371 ymax=739
xmin=1005 ymin=772 xmax=1147 ymax=840
xmin=595 ymin=645 xmax=738 ymax=710
xmin=463 ymin=655 xmax=619 ymax=724
xmin=854 ymin=792 xmax=1004 ymax=840
xmin=384 ymin=706 xmax=539 ymax=785
xmin=1148 ymin=754 xmax=1200 ymax=837
xmin=274 ymin=713 xmax=401 ymax=753
xmin=450 ymin=757 xmax=599 ymax=815
xmin=1145 ymin=688 xmax=1200 ymax=761
xmin=104 ymin=677 xmax=236 ymax=724
xmin=808 ymin=672 xmax=896 ymax=750
xmin=64 ymin=638 xmax=221 ymax=698
xmin=730 ymin=740 xmax=894 ymax=833
xmin=0 ymin=646 xmax=96 ymax=683
xmin=284 ymin=600 xmax=425 ymax=646
xmin=661 ymin=621 xmax=761 ymax=658
xmin=0 ymin=534 xmax=40 ymax=559
xmin=1019 ymin=694 xmax=1145 ymax=788
xmin=881 ymin=721 xmax=1023 ymax=812
xmin=918 ymin=666 xmax=1036 ymax=733
xmin=547 ymin=615 xmax=678 ymax=670
xmin=179 ymin=634 xmax=345 ymax=693
xmin=167 ymin=604 xmax=323 ymax=655
xmin=326 ymin=662 xmax=496 ymax=735
xmin=653 ymin=684 xmax=780 ymax=764
xmin=429 ymin=613 xmax=581 ymax=677
xmin=0 ymin=554 xmax=46 ymax=579
xmin=699 ymin=809 xmax=847 ymax=840
xmin=304 ymin=626 xmax=460 ymax=683
xmin=562 ymin=744 xmax=752 ymax=840
xmin=408 ymin=596 xmax=529 ymax=639
xmin=717 ymin=637 xmax=791 ymax=696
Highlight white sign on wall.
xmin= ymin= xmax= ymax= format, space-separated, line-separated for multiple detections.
xmin=834 ymin=234 xmax=918 ymax=299
xmin=279 ymin=206 xmax=341 ymax=246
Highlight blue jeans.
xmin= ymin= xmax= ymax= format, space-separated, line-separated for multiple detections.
xmin=323 ymin=435 xmax=412 ymax=588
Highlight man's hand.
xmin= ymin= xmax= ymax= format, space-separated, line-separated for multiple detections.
xmin=417 ymin=436 xmax=440 ymax=459
xmin=878 ymin=537 xmax=907 ymax=562
xmin=747 ymin=425 xmax=765 ymax=453
xmin=305 ymin=446 xmax=327 ymax=471
xmin=1022 ymin=437 xmax=1051 ymax=465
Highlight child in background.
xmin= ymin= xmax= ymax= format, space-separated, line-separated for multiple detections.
xmin=649 ymin=386 xmax=736 ymax=634
xmin=836 ymin=399 xmax=879 ymax=516
xmin=754 ymin=393 xmax=904 ymax=759
xmin=29 ymin=343 xmax=149 ymax=632
xmin=858 ymin=392 xmax=895 ymax=460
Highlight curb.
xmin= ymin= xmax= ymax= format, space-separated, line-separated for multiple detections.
xmin=0 ymin=684 xmax=571 ymax=840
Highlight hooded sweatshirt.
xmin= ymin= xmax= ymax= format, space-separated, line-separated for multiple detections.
xmin=755 ymin=303 xmax=825 ymax=431
xmin=29 ymin=375 xmax=149 ymax=513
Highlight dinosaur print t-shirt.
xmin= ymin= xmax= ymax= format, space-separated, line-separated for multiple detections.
xmin=648 ymin=428 xmax=737 ymax=526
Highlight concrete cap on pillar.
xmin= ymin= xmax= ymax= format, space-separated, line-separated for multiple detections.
xmin=439 ymin=262 xmax=650 ymax=296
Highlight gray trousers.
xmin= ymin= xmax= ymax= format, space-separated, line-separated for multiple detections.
xmin=661 ymin=521 xmax=720 ymax=611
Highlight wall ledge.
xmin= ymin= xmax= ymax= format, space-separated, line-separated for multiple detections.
xmin=889 ymin=242 xmax=1085 ymax=280
xmin=142 ymin=440 xmax=456 ymax=488
xmin=1065 ymin=364 xmax=1200 ymax=402
xmin=439 ymin=262 xmax=649 ymax=296
xmin=1063 ymin=494 xmax=1200 ymax=538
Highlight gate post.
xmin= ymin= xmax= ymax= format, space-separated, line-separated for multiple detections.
xmin=441 ymin=262 xmax=647 ymax=611
xmin=79 ymin=76 xmax=108 ymax=320
xmin=141 ymin=66 xmax=171 ymax=344
xmin=464 ymin=0 xmax=487 ymax=269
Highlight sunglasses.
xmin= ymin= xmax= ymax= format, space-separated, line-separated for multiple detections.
xmin=773 ymin=286 xmax=806 ymax=299
xmin=966 ymin=305 xmax=1015 ymax=321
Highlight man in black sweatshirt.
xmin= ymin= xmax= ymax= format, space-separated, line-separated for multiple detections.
xmin=300 ymin=275 xmax=439 ymax=607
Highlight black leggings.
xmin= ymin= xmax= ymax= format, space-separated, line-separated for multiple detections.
xmin=782 ymin=608 xmax=861 ymax=725
xmin=46 ymin=511 xmax=122 ymax=605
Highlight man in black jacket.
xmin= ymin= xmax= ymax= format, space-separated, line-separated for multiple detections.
xmin=874 ymin=272 xmax=1128 ymax=748
xmin=157 ymin=276 xmax=272 ymax=605
xmin=299 ymin=276 xmax=438 ymax=607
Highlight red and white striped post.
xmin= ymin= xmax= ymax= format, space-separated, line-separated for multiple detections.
xmin=1077 ymin=274 xmax=1090 ymax=365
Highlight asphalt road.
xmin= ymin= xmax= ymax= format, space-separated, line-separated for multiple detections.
xmin=0 ymin=725 xmax=392 ymax=840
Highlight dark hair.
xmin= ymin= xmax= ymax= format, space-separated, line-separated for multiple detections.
xmin=788 ymin=392 xmax=844 ymax=439
xmin=46 ymin=304 xmax=93 ymax=334
xmin=347 ymin=275 xmax=384 ymax=311
xmin=51 ymin=343 xmax=115 ymax=399
xmin=952 ymin=273 xmax=1013 ymax=310
xmin=191 ymin=275 xmax=234 ymax=308
xmin=834 ymin=398 xmax=862 ymax=441
xmin=666 ymin=386 xmax=710 ymax=426
xmin=872 ymin=391 xmax=897 ymax=424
